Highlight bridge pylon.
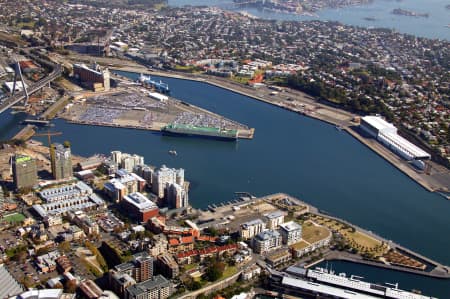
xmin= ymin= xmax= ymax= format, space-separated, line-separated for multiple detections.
xmin=11 ymin=60 xmax=29 ymax=105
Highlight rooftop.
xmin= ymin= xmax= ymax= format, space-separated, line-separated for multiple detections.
xmin=279 ymin=221 xmax=302 ymax=232
xmin=264 ymin=210 xmax=285 ymax=219
xmin=126 ymin=275 xmax=170 ymax=297
xmin=123 ymin=192 xmax=157 ymax=211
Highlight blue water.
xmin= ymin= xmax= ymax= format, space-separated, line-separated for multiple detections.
xmin=168 ymin=0 xmax=450 ymax=40
xmin=0 ymin=110 xmax=27 ymax=141
xmin=2 ymin=73 xmax=450 ymax=297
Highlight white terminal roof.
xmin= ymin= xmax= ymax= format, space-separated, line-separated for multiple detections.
xmin=4 ymin=81 xmax=28 ymax=92
xmin=362 ymin=115 xmax=397 ymax=132
xmin=379 ymin=131 xmax=430 ymax=159
xmin=124 ymin=192 xmax=157 ymax=211
xmin=148 ymin=92 xmax=168 ymax=101
xmin=282 ymin=276 xmax=379 ymax=299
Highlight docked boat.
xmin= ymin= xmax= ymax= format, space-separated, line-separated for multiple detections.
xmin=162 ymin=123 xmax=238 ymax=141
xmin=138 ymin=74 xmax=170 ymax=93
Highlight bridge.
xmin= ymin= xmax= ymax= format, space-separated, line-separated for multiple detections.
xmin=0 ymin=59 xmax=62 ymax=115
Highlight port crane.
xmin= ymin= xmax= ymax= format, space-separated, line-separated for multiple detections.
xmin=34 ymin=130 xmax=62 ymax=148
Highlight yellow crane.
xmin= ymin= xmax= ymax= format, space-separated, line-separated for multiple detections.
xmin=34 ymin=130 xmax=62 ymax=148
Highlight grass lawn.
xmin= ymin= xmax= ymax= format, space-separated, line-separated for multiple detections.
xmin=3 ymin=213 xmax=25 ymax=223
xmin=222 ymin=266 xmax=238 ymax=279
xmin=183 ymin=263 xmax=199 ymax=271
xmin=291 ymin=240 xmax=310 ymax=250
xmin=302 ymin=221 xmax=331 ymax=244
xmin=344 ymin=230 xmax=382 ymax=249
xmin=231 ymin=76 xmax=251 ymax=84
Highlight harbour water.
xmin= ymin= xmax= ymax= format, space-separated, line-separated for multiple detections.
xmin=168 ymin=0 xmax=450 ymax=40
xmin=2 ymin=73 xmax=450 ymax=297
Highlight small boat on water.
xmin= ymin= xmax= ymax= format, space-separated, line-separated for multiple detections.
xmin=168 ymin=150 xmax=177 ymax=156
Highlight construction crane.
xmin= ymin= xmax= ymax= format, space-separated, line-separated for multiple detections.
xmin=34 ymin=130 xmax=62 ymax=148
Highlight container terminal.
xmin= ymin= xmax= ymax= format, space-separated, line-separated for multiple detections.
xmin=57 ymin=75 xmax=254 ymax=140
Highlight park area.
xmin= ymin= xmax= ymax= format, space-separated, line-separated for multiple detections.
xmin=309 ymin=214 xmax=389 ymax=257
xmin=302 ymin=220 xmax=331 ymax=244
xmin=2 ymin=213 xmax=25 ymax=224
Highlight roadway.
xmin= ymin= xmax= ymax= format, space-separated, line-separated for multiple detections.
xmin=0 ymin=54 xmax=63 ymax=115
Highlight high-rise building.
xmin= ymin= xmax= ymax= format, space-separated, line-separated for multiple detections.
xmin=152 ymin=165 xmax=185 ymax=199
xmin=50 ymin=142 xmax=73 ymax=180
xmin=156 ymin=254 xmax=179 ymax=279
xmin=252 ymin=230 xmax=282 ymax=254
xmin=110 ymin=151 xmax=144 ymax=172
xmin=12 ymin=154 xmax=37 ymax=190
xmin=240 ymin=219 xmax=266 ymax=240
xmin=111 ymin=151 xmax=122 ymax=165
xmin=114 ymin=252 xmax=153 ymax=283
xmin=167 ymin=183 xmax=188 ymax=209
xmin=279 ymin=221 xmax=302 ymax=245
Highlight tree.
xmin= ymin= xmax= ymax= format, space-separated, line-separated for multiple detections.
xmin=205 ymin=261 xmax=225 ymax=282
xmin=58 ymin=241 xmax=71 ymax=253
xmin=64 ymin=279 xmax=78 ymax=293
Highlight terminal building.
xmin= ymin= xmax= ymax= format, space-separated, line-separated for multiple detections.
xmin=73 ymin=63 xmax=110 ymax=92
xmin=360 ymin=116 xmax=430 ymax=168
xmin=12 ymin=154 xmax=37 ymax=190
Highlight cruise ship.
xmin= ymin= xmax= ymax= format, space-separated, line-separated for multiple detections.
xmin=138 ymin=74 xmax=170 ymax=93
xmin=161 ymin=123 xmax=238 ymax=141
xmin=273 ymin=266 xmax=437 ymax=299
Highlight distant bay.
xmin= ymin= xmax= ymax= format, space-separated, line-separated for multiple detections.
xmin=168 ymin=0 xmax=450 ymax=40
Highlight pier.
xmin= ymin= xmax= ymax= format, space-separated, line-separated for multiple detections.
xmin=22 ymin=119 xmax=50 ymax=126
xmin=12 ymin=125 xmax=36 ymax=141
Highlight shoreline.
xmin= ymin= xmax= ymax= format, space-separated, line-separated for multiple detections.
xmin=111 ymin=66 xmax=449 ymax=195
xmin=214 ymin=193 xmax=450 ymax=279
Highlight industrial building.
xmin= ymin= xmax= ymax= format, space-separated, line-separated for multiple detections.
xmin=360 ymin=116 xmax=431 ymax=166
xmin=50 ymin=143 xmax=73 ymax=180
xmin=73 ymin=63 xmax=110 ymax=92
xmin=121 ymin=192 xmax=159 ymax=222
xmin=12 ymin=154 xmax=37 ymax=190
